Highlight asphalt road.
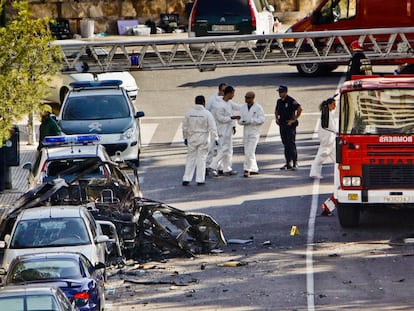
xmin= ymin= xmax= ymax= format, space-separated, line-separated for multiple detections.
xmin=104 ymin=64 xmax=414 ymax=310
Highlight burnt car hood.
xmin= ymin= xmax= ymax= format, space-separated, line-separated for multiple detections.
xmin=59 ymin=118 xmax=134 ymax=135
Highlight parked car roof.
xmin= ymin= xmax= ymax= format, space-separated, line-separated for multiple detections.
xmin=0 ymin=285 xmax=77 ymax=311
xmin=47 ymin=70 xmax=138 ymax=105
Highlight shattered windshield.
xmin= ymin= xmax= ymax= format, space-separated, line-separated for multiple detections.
xmin=43 ymin=157 xmax=108 ymax=183
xmin=339 ymin=89 xmax=414 ymax=134
xmin=11 ymin=218 xmax=90 ymax=248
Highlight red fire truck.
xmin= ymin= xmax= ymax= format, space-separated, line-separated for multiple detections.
xmin=287 ymin=0 xmax=414 ymax=75
xmin=323 ymin=75 xmax=414 ymax=227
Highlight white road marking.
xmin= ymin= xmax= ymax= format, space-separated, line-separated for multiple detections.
xmin=265 ymin=121 xmax=281 ymax=143
xmin=313 ymin=119 xmax=320 ymax=140
xmin=307 ymin=76 xmax=345 ymax=311
xmin=171 ymin=122 xmax=183 ymax=145
xmin=141 ymin=123 xmax=158 ymax=147
xmin=307 ymin=181 xmax=319 ymax=311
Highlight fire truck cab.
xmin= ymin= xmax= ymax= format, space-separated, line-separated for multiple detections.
xmin=323 ymin=75 xmax=414 ymax=227
xmin=287 ymin=0 xmax=414 ymax=76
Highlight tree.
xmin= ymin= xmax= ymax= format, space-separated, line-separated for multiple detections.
xmin=0 ymin=0 xmax=61 ymax=145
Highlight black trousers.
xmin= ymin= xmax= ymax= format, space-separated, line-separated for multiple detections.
xmin=279 ymin=124 xmax=297 ymax=165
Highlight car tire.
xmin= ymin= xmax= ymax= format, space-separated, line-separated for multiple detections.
xmin=296 ymin=63 xmax=336 ymax=77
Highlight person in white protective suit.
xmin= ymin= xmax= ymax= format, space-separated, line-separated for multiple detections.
xmin=182 ymin=95 xmax=219 ymax=186
xmin=205 ymin=82 xmax=227 ymax=172
xmin=309 ymin=97 xmax=337 ymax=179
xmin=238 ymin=91 xmax=265 ymax=177
xmin=206 ymin=82 xmax=227 ymax=111
xmin=208 ymin=85 xmax=241 ymax=177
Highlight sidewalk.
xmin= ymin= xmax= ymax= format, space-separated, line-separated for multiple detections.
xmin=0 ymin=125 xmax=37 ymax=208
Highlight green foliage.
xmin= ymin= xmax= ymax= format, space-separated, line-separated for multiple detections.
xmin=0 ymin=0 xmax=62 ymax=144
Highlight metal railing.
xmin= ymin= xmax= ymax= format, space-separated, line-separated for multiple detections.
xmin=53 ymin=27 xmax=414 ymax=72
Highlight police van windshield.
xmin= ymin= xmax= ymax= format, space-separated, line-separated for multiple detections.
xmin=340 ymin=89 xmax=414 ymax=134
xmin=62 ymin=95 xmax=130 ymax=120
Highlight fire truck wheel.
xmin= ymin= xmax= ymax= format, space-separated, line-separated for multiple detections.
xmin=296 ymin=63 xmax=337 ymax=77
xmin=337 ymin=203 xmax=360 ymax=228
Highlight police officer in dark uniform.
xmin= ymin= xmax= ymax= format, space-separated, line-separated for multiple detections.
xmin=275 ymin=85 xmax=303 ymax=171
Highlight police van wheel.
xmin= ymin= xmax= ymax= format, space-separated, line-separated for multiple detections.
xmin=337 ymin=203 xmax=360 ymax=228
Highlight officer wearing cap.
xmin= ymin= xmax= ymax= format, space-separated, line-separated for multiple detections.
xmin=38 ymin=104 xmax=61 ymax=151
xmin=275 ymin=85 xmax=302 ymax=170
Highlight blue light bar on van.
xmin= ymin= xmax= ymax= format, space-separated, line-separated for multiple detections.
xmin=69 ymin=80 xmax=123 ymax=88
xmin=42 ymin=134 xmax=100 ymax=146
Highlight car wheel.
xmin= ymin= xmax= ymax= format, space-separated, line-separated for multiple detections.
xmin=337 ymin=203 xmax=360 ymax=228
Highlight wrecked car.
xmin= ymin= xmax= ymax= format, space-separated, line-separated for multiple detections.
xmin=4 ymin=159 xmax=226 ymax=262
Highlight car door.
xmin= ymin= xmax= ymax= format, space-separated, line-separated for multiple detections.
xmin=84 ymin=211 xmax=107 ymax=264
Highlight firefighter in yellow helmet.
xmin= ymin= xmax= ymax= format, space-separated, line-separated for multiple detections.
xmin=346 ymin=41 xmax=373 ymax=80
xmin=38 ymin=104 xmax=61 ymax=151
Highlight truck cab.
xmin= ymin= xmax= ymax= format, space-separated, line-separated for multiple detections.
xmin=287 ymin=0 xmax=414 ymax=76
xmin=292 ymin=0 xmax=414 ymax=32
xmin=323 ymin=75 xmax=414 ymax=227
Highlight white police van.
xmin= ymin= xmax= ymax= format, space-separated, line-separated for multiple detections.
xmin=58 ymin=80 xmax=144 ymax=165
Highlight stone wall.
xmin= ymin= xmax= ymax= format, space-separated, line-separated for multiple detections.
xmin=6 ymin=0 xmax=321 ymax=35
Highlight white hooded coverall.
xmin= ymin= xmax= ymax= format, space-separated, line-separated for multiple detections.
xmin=205 ymin=91 xmax=222 ymax=167
xmin=205 ymin=91 xmax=221 ymax=112
xmin=238 ymin=102 xmax=265 ymax=173
xmin=309 ymin=109 xmax=337 ymax=177
xmin=209 ymin=98 xmax=240 ymax=173
xmin=182 ymin=104 xmax=218 ymax=183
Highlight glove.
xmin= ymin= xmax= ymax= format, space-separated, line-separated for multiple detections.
xmin=184 ymin=139 xmax=188 ymax=146
xmin=215 ymin=139 xmax=220 ymax=146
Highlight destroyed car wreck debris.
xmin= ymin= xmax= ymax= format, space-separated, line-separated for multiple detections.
xmin=0 ymin=163 xmax=226 ymax=263
xmin=135 ymin=198 xmax=227 ymax=258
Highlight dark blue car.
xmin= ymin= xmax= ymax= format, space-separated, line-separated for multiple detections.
xmin=4 ymin=252 xmax=105 ymax=311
